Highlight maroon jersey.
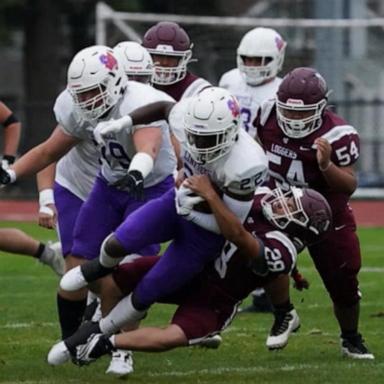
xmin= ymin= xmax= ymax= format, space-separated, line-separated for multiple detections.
xmin=204 ymin=190 xmax=297 ymax=301
xmin=255 ymin=100 xmax=359 ymax=222
xmin=154 ymin=72 xmax=211 ymax=101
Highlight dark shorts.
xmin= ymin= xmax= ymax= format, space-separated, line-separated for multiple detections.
xmin=308 ymin=213 xmax=361 ymax=307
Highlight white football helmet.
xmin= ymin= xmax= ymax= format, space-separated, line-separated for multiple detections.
xmin=237 ymin=27 xmax=286 ymax=86
xmin=184 ymin=87 xmax=240 ymax=164
xmin=114 ymin=41 xmax=153 ymax=83
xmin=67 ymin=45 xmax=127 ymax=123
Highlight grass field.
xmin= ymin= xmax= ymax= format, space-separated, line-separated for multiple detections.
xmin=0 ymin=222 xmax=383 ymax=383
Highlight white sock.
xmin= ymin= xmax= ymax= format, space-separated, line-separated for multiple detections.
xmin=100 ymin=294 xmax=146 ymax=335
xmin=99 ymin=235 xmax=124 ymax=268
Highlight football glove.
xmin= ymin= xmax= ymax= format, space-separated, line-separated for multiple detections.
xmin=291 ymin=269 xmax=310 ymax=291
xmin=175 ymin=184 xmax=204 ymax=217
xmin=0 ymin=165 xmax=15 ymax=185
xmin=93 ymin=115 xmax=133 ymax=145
xmin=112 ymin=170 xmax=144 ymax=200
xmin=1 ymin=155 xmax=15 ymax=169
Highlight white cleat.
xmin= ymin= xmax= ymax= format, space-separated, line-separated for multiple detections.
xmin=40 ymin=241 xmax=65 ymax=276
xmin=106 ymin=350 xmax=134 ymax=376
xmin=60 ymin=266 xmax=87 ymax=291
xmin=47 ymin=341 xmax=71 ymax=366
xmin=266 ymin=309 xmax=300 ymax=350
xmin=198 ymin=334 xmax=222 ymax=349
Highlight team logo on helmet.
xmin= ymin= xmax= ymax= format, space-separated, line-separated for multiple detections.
xmin=275 ymin=36 xmax=285 ymax=51
xmin=99 ymin=52 xmax=118 ymax=70
xmin=227 ymin=97 xmax=240 ymax=118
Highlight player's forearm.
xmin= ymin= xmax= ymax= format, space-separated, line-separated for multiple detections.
xmin=11 ymin=143 xmax=63 ymax=178
xmin=205 ymin=192 xmax=247 ymax=245
xmin=37 ymin=163 xmax=56 ymax=191
xmin=320 ymin=163 xmax=357 ymax=195
xmin=130 ymin=101 xmax=175 ymax=125
xmin=3 ymin=123 xmax=21 ymax=156
xmin=114 ymin=325 xmax=187 ymax=352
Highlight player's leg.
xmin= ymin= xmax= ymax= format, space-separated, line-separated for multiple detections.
xmin=264 ymin=274 xmax=300 ymax=350
xmin=61 ymin=187 xmax=179 ymax=291
xmin=0 ymin=228 xmax=64 ymax=275
xmin=54 ymin=183 xmax=89 ymax=339
xmin=309 ymin=226 xmax=374 ymax=359
xmin=48 ymin=256 xmax=159 ymax=366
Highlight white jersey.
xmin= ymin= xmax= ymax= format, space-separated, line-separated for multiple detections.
xmin=99 ymin=81 xmax=176 ymax=187
xmin=55 ymin=82 xmax=177 ymax=191
xmin=219 ymin=68 xmax=281 ymax=138
xmin=180 ymin=78 xmax=211 ymax=99
xmin=54 ymin=90 xmax=99 ymax=200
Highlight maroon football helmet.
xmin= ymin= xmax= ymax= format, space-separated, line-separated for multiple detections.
xmin=261 ymin=186 xmax=332 ymax=245
xmin=142 ymin=21 xmax=192 ymax=85
xmin=276 ymin=67 xmax=328 ymax=138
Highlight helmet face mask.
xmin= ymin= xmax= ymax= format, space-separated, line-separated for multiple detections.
xmin=114 ymin=41 xmax=154 ymax=84
xmin=237 ymin=27 xmax=286 ymax=86
xmin=276 ymin=98 xmax=327 ymax=138
xmin=261 ymin=186 xmax=332 ymax=244
xmin=276 ymin=67 xmax=328 ymax=138
xmin=143 ymin=22 xmax=192 ymax=85
xmin=67 ymin=45 xmax=127 ymax=123
xmin=184 ymin=87 xmax=240 ymax=164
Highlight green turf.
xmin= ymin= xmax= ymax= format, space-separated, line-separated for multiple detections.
xmin=0 ymin=222 xmax=383 ymax=383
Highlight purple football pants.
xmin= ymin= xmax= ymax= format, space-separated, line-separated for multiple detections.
xmin=114 ymin=187 xmax=225 ymax=308
xmin=71 ymin=175 xmax=174 ymax=260
xmin=54 ymin=182 xmax=84 ymax=257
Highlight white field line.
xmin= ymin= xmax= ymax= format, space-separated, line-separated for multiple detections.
xmin=144 ymin=362 xmax=384 ymax=377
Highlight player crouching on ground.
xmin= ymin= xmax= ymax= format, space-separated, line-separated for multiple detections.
xmin=48 ymin=176 xmax=332 ymax=367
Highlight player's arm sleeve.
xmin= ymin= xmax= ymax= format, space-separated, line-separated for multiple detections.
xmin=260 ymin=231 xmax=298 ymax=276
xmin=316 ymin=125 xmax=359 ymax=195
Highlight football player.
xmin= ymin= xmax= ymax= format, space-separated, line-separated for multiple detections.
xmin=47 ymin=179 xmax=332 ymax=366
xmin=142 ymin=21 xmax=211 ymax=100
xmin=219 ymin=27 xmax=286 ymax=138
xmin=219 ymin=26 xmax=288 ymax=313
xmin=0 ymin=100 xmax=64 ymax=275
xmin=254 ymin=67 xmax=374 ymax=359
xmin=59 ymin=87 xmax=269 ymax=342
xmin=0 ymin=45 xmax=177 ymax=375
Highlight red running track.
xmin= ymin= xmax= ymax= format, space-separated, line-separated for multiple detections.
xmin=0 ymin=200 xmax=383 ymax=227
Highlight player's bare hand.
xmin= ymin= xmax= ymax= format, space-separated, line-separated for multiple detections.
xmin=314 ymin=137 xmax=332 ymax=170
xmin=184 ymin=175 xmax=216 ymax=200
xmin=38 ymin=203 xmax=57 ymax=229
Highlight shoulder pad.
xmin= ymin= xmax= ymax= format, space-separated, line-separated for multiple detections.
xmin=263 ymin=230 xmax=297 ymax=274
xmin=221 ymin=131 xmax=269 ymax=195
xmin=181 ymin=78 xmax=212 ymax=99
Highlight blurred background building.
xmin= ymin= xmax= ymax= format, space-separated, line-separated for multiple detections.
xmin=0 ymin=0 xmax=383 ymax=197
